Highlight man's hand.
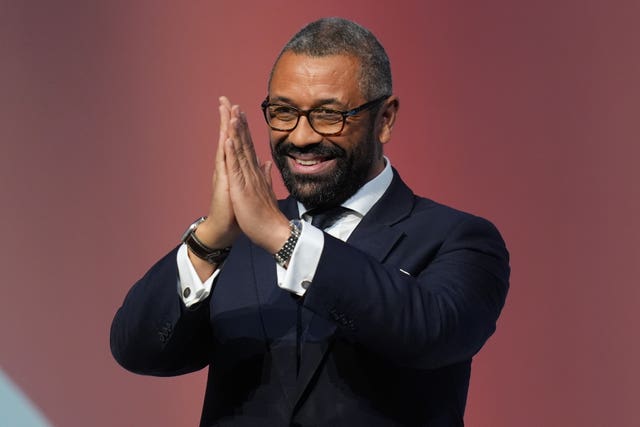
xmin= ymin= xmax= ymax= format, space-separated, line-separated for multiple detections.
xmin=188 ymin=97 xmax=241 ymax=279
xmin=224 ymin=103 xmax=290 ymax=255
xmin=194 ymin=97 xmax=241 ymax=248
xmin=189 ymin=97 xmax=290 ymax=280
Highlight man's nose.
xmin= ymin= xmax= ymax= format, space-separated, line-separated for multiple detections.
xmin=287 ymin=116 xmax=323 ymax=147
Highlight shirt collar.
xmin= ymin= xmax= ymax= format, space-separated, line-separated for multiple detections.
xmin=297 ymin=156 xmax=393 ymax=218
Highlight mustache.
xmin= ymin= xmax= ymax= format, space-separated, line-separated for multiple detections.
xmin=273 ymin=141 xmax=345 ymax=158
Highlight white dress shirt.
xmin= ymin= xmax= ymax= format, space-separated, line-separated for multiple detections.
xmin=177 ymin=158 xmax=393 ymax=307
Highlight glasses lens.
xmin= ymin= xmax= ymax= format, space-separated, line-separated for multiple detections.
xmin=266 ymin=105 xmax=298 ymax=131
xmin=309 ymin=109 xmax=344 ymax=135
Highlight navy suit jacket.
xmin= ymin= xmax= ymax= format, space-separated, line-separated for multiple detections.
xmin=111 ymin=171 xmax=510 ymax=426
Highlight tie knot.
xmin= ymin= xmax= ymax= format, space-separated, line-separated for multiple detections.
xmin=307 ymin=205 xmax=350 ymax=230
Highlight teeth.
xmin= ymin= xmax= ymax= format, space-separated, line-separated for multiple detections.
xmin=296 ymin=159 xmax=320 ymax=166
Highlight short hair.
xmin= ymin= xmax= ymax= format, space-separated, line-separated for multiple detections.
xmin=270 ymin=17 xmax=392 ymax=100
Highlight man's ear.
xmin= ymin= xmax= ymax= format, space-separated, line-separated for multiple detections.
xmin=377 ymin=96 xmax=399 ymax=144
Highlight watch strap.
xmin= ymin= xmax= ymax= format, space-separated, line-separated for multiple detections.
xmin=181 ymin=217 xmax=231 ymax=265
xmin=274 ymin=220 xmax=302 ymax=268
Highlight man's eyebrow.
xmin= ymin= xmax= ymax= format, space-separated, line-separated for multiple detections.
xmin=268 ymin=96 xmax=346 ymax=108
xmin=268 ymin=95 xmax=292 ymax=104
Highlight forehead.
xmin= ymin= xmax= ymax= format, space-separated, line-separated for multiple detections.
xmin=269 ymin=52 xmax=363 ymax=105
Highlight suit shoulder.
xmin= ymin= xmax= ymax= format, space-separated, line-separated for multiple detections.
xmin=409 ymin=195 xmax=474 ymax=224
xmin=407 ymin=195 xmax=505 ymax=241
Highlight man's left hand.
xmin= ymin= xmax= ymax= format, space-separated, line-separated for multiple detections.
xmin=224 ymin=103 xmax=291 ymax=255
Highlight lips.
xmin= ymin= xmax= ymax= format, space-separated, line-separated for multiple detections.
xmin=274 ymin=141 xmax=344 ymax=176
xmin=295 ymin=158 xmax=322 ymax=166
xmin=287 ymin=155 xmax=336 ymax=174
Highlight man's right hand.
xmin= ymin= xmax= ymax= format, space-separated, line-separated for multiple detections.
xmin=188 ymin=97 xmax=240 ymax=280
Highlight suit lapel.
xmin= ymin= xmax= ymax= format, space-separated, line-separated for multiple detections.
xmin=346 ymin=168 xmax=415 ymax=262
xmin=293 ymin=170 xmax=416 ymax=410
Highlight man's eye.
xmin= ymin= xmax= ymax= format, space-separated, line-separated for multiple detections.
xmin=270 ymin=107 xmax=298 ymax=120
xmin=312 ymin=110 xmax=342 ymax=123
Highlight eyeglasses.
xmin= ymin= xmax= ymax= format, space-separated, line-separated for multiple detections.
xmin=260 ymin=95 xmax=389 ymax=136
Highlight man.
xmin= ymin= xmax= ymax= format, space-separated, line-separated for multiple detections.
xmin=111 ymin=17 xmax=509 ymax=427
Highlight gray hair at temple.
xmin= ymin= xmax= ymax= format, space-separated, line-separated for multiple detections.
xmin=270 ymin=17 xmax=392 ymax=101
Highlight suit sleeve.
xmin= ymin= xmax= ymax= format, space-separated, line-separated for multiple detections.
xmin=110 ymin=246 xmax=212 ymax=376
xmin=302 ymin=214 xmax=510 ymax=369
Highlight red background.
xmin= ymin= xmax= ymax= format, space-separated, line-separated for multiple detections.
xmin=1 ymin=1 xmax=638 ymax=426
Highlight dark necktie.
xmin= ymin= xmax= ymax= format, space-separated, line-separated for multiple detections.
xmin=309 ymin=205 xmax=350 ymax=230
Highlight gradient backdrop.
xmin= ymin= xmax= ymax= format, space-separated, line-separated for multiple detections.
xmin=2 ymin=1 xmax=638 ymax=426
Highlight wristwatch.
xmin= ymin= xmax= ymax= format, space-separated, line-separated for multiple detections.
xmin=181 ymin=217 xmax=231 ymax=265
xmin=274 ymin=219 xmax=302 ymax=268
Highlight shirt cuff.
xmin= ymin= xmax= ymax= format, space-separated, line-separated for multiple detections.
xmin=176 ymin=243 xmax=220 ymax=307
xmin=277 ymin=221 xmax=324 ymax=296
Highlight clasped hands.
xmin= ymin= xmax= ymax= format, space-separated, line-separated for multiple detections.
xmin=189 ymin=97 xmax=291 ymax=276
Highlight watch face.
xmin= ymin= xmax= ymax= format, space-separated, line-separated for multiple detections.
xmin=181 ymin=217 xmax=206 ymax=242
xmin=180 ymin=228 xmax=191 ymax=243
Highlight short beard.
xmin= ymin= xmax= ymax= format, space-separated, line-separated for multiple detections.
xmin=272 ymin=129 xmax=378 ymax=210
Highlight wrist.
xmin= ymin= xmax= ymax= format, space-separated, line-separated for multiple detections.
xmin=262 ymin=218 xmax=294 ymax=255
xmin=181 ymin=217 xmax=232 ymax=265
xmin=194 ymin=217 xmax=235 ymax=249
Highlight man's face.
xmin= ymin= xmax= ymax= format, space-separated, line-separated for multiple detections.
xmin=268 ymin=52 xmax=386 ymax=209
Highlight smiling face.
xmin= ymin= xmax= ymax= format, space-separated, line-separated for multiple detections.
xmin=268 ymin=52 xmax=389 ymax=209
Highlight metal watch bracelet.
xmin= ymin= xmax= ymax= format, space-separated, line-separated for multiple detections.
xmin=274 ymin=220 xmax=302 ymax=268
